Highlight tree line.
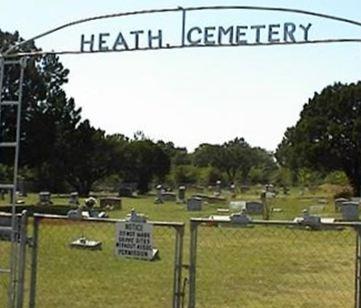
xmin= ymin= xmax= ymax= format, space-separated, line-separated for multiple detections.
xmin=1 ymin=29 xmax=360 ymax=196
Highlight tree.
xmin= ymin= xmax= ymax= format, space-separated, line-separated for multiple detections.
xmin=121 ymin=139 xmax=171 ymax=193
xmin=193 ymin=138 xmax=274 ymax=183
xmin=63 ymin=120 xmax=117 ymax=195
xmin=276 ymin=82 xmax=361 ymax=196
xmin=0 ymin=30 xmax=82 ymax=191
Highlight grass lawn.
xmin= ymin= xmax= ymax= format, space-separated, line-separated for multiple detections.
xmin=0 ymin=188 xmax=358 ymax=307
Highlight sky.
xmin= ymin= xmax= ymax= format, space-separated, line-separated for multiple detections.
xmin=0 ymin=1 xmax=360 ymax=152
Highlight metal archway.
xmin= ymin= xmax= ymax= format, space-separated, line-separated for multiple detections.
xmin=2 ymin=5 xmax=361 ymax=57
xmin=0 ymin=5 xmax=360 ymax=308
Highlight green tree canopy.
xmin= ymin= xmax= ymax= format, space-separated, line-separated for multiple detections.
xmin=276 ymin=82 xmax=361 ymax=195
xmin=193 ymin=138 xmax=276 ymax=184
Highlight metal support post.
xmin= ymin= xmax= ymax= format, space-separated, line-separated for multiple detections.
xmin=29 ymin=216 xmax=40 ymax=308
xmin=188 ymin=220 xmax=198 ymax=308
xmin=173 ymin=225 xmax=184 ymax=308
xmin=16 ymin=210 xmax=28 ymax=308
xmin=355 ymin=227 xmax=361 ymax=308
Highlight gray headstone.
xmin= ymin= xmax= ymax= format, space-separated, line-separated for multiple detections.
xmin=154 ymin=185 xmax=164 ymax=204
xmin=230 ymin=184 xmax=236 ymax=198
xmin=162 ymin=192 xmax=176 ymax=202
xmin=334 ymin=198 xmax=349 ymax=211
xmin=187 ymin=197 xmax=202 ymax=211
xmin=38 ymin=191 xmax=51 ymax=205
xmin=245 ymin=201 xmax=264 ymax=215
xmin=215 ymin=180 xmax=222 ymax=196
xmin=69 ymin=192 xmax=79 ymax=205
xmin=177 ymin=186 xmax=186 ymax=203
xmin=341 ymin=202 xmax=359 ymax=221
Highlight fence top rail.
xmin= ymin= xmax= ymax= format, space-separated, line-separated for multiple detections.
xmin=0 ymin=210 xmax=27 ymax=218
xmin=190 ymin=217 xmax=361 ymax=228
xmin=33 ymin=213 xmax=185 ymax=228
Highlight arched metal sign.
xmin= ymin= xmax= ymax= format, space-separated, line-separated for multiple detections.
xmin=3 ymin=5 xmax=361 ymax=57
xmin=0 ymin=5 xmax=360 ymax=308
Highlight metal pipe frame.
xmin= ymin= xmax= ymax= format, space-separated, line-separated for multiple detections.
xmin=16 ymin=210 xmax=28 ymax=308
xmin=29 ymin=216 xmax=40 ymax=308
xmin=2 ymin=5 xmax=361 ymax=58
xmin=189 ymin=217 xmax=361 ymax=307
xmin=190 ymin=217 xmax=361 ymax=228
xmin=29 ymin=213 xmax=185 ymax=308
xmin=173 ymin=225 xmax=184 ymax=308
xmin=8 ymin=58 xmax=26 ymax=308
xmin=355 ymin=226 xmax=361 ymax=308
xmin=188 ymin=220 xmax=199 ymax=308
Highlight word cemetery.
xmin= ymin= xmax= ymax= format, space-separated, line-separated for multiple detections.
xmin=80 ymin=22 xmax=312 ymax=52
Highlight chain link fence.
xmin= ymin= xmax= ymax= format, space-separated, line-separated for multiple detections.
xmin=189 ymin=218 xmax=361 ymax=308
xmin=0 ymin=211 xmax=29 ymax=308
xmin=0 ymin=231 xmax=11 ymax=303
xmin=29 ymin=214 xmax=184 ymax=308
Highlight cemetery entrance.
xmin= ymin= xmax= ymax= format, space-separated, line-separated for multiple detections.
xmin=0 ymin=5 xmax=360 ymax=308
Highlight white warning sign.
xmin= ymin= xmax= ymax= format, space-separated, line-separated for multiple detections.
xmin=115 ymin=221 xmax=156 ymax=260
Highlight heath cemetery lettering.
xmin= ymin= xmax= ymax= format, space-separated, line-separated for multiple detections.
xmin=80 ymin=22 xmax=312 ymax=52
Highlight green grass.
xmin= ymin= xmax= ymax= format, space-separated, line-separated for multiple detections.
xmin=0 ymin=189 xmax=357 ymax=307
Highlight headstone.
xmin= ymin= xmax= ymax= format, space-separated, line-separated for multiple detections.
xmin=17 ymin=179 xmax=27 ymax=197
xmin=334 ymin=198 xmax=349 ymax=212
xmin=341 ymin=202 xmax=359 ymax=221
xmin=187 ymin=197 xmax=202 ymax=211
xmin=229 ymin=200 xmax=264 ymax=215
xmin=177 ymin=186 xmax=186 ymax=203
xmin=229 ymin=201 xmax=246 ymax=211
xmin=260 ymin=192 xmax=270 ymax=220
xmin=217 ymin=208 xmax=230 ymax=214
xmin=38 ymin=191 xmax=52 ymax=206
xmin=70 ymin=237 xmax=102 ymax=250
xmin=293 ymin=209 xmax=322 ymax=229
xmin=245 ymin=201 xmax=264 ymax=215
xmin=99 ymin=197 xmax=122 ymax=210
xmin=67 ymin=208 xmax=82 ymax=219
xmin=309 ymin=205 xmax=325 ymax=214
xmin=162 ymin=192 xmax=176 ymax=202
xmin=154 ymin=185 xmax=164 ymax=204
xmin=229 ymin=183 xmax=236 ymax=198
xmin=69 ymin=192 xmax=79 ymax=205
xmin=351 ymin=197 xmax=361 ymax=204
xmin=215 ymin=180 xmax=222 ymax=196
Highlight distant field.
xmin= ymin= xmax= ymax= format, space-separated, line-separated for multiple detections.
xmin=0 ymin=189 xmax=357 ymax=307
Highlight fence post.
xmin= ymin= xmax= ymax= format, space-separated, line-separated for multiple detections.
xmin=16 ymin=210 xmax=28 ymax=308
xmin=29 ymin=215 xmax=40 ymax=308
xmin=173 ymin=225 xmax=184 ymax=308
xmin=188 ymin=220 xmax=198 ymax=308
xmin=355 ymin=226 xmax=361 ymax=308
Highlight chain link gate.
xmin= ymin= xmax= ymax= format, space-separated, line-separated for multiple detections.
xmin=0 ymin=211 xmax=30 ymax=308
xmin=29 ymin=214 xmax=185 ymax=308
xmin=188 ymin=217 xmax=361 ymax=308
